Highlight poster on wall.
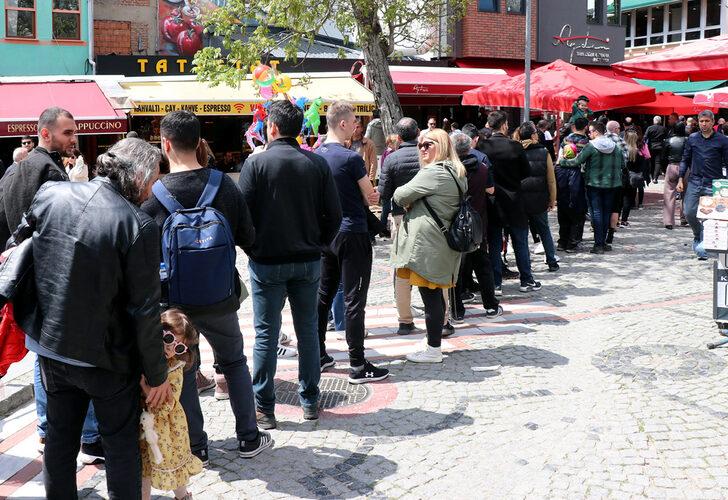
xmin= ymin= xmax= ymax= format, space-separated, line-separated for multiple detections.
xmin=158 ymin=0 xmax=226 ymax=56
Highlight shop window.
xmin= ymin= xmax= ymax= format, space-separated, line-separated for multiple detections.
xmin=650 ymin=6 xmax=664 ymax=45
xmin=705 ymin=28 xmax=721 ymax=38
xmin=668 ymin=32 xmax=682 ymax=43
xmin=606 ymin=0 xmax=620 ymax=25
xmin=685 ymin=30 xmax=701 ymax=40
xmin=634 ymin=8 xmax=647 ymax=37
xmin=668 ymin=3 xmax=682 ymax=31
xmin=5 ymin=0 xmax=35 ymax=38
xmin=686 ymin=0 xmax=700 ymax=30
xmin=506 ymin=0 xmax=525 ymax=14
xmin=705 ymin=0 xmax=721 ymax=28
xmin=52 ymin=0 xmax=81 ymax=40
xmin=587 ymin=0 xmax=603 ymax=24
xmin=477 ymin=0 xmax=498 ymax=12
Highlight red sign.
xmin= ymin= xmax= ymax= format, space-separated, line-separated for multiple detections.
xmin=0 ymin=119 xmax=128 ymax=138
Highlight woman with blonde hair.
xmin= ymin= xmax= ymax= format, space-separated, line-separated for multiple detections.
xmin=391 ymin=128 xmax=467 ymax=363
xmin=620 ymin=129 xmax=647 ymax=226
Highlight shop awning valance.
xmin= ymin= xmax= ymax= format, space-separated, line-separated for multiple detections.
xmin=361 ymin=65 xmax=508 ymax=98
xmin=123 ymin=73 xmax=376 ymax=116
xmin=0 ymin=81 xmax=127 ymax=138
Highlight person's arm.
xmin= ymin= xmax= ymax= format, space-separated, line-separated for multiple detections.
xmin=679 ymin=136 xmax=692 ymax=179
xmin=320 ymin=167 xmax=343 ymax=246
xmin=393 ymin=169 xmax=436 ymax=207
xmin=559 ymin=144 xmax=592 ymax=168
xmin=235 ymin=191 xmax=256 ymax=249
xmin=378 ymin=155 xmax=393 ymax=199
xmin=358 ymin=176 xmax=380 ymax=206
xmin=366 ymin=142 xmax=377 ymax=183
xmin=237 ymin=158 xmax=256 ymax=215
xmin=123 ymin=220 xmax=171 ymax=403
xmin=546 ymin=154 xmax=557 ymax=208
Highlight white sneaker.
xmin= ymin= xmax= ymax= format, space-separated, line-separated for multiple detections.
xmin=534 ymin=242 xmax=545 ymax=255
xmin=277 ymin=344 xmax=297 ymax=358
xmin=406 ymin=344 xmax=443 ymax=363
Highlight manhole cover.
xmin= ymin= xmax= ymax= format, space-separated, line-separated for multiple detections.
xmin=274 ymin=376 xmax=371 ymax=409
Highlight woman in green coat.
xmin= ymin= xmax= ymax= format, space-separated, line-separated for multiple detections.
xmin=391 ymin=128 xmax=468 ymax=363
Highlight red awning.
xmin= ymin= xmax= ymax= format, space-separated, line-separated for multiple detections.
xmin=617 ymin=91 xmax=718 ymax=115
xmin=612 ymin=35 xmax=728 ymax=81
xmin=462 ymin=59 xmax=655 ymax=112
xmin=455 ymin=58 xmax=637 ymax=82
xmin=0 ymin=81 xmax=127 ymax=138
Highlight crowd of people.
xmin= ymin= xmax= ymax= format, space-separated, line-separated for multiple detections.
xmin=0 ymin=98 xmax=726 ymax=499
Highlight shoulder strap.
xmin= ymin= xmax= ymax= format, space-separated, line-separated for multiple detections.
xmin=443 ymin=165 xmax=464 ymax=201
xmin=196 ymin=169 xmax=223 ymax=208
xmin=422 ymin=198 xmax=448 ymax=234
xmin=152 ymin=180 xmax=184 ymax=214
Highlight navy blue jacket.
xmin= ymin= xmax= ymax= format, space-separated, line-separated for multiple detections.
xmin=680 ymin=131 xmax=728 ymax=188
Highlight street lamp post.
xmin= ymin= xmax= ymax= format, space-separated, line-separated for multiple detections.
xmin=523 ymin=0 xmax=532 ymax=123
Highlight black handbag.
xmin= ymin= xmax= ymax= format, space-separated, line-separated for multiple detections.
xmin=422 ymin=167 xmax=483 ymax=253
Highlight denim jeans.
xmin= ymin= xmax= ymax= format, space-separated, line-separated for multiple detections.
xmin=249 ymin=260 xmax=321 ymax=414
xmin=586 ymin=187 xmax=616 ymax=247
xmin=332 ymin=283 xmax=346 ymax=331
xmin=684 ymin=182 xmax=712 ymax=242
xmin=528 ymin=212 xmax=557 ymax=265
xmin=487 ymin=224 xmax=534 ymax=287
xmin=34 ymin=356 xmax=99 ymax=444
xmin=379 ymin=198 xmax=392 ymax=228
xmin=180 ymin=310 xmax=258 ymax=448
xmin=39 ymin=356 xmax=141 ymax=500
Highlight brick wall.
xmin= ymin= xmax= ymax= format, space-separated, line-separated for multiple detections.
xmin=457 ymin=0 xmax=538 ymax=60
xmin=94 ymin=20 xmax=132 ymax=55
xmin=130 ymin=22 xmax=150 ymax=53
xmin=119 ymin=0 xmax=150 ymax=5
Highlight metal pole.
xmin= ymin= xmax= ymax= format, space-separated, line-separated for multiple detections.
xmin=523 ymin=0 xmax=532 ymax=123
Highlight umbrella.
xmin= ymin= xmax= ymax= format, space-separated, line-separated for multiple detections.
xmin=612 ymin=35 xmax=728 ymax=81
xmin=462 ymin=59 xmax=655 ymax=112
xmin=694 ymin=86 xmax=728 ymax=109
xmin=618 ymin=92 xmax=718 ymax=115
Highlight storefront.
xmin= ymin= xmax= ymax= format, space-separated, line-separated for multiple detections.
xmin=0 ymin=80 xmax=128 ymax=167
xmin=121 ymin=73 xmax=375 ymax=168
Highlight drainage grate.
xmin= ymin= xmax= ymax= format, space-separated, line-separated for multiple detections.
xmin=274 ymin=376 xmax=372 ymax=409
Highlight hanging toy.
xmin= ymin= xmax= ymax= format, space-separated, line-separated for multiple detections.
xmin=245 ymin=103 xmax=268 ymax=150
xmin=272 ymin=74 xmax=292 ymax=94
xmin=303 ymin=97 xmax=324 ymax=136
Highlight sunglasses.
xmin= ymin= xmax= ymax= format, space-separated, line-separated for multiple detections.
xmin=418 ymin=141 xmax=436 ymax=151
xmin=21 ymin=141 xmax=31 ymax=145
xmin=163 ymin=330 xmax=188 ymax=355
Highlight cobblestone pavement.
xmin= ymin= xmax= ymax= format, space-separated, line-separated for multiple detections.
xmin=3 ymin=188 xmax=728 ymax=499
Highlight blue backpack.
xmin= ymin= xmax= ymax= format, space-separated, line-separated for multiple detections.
xmin=152 ymin=169 xmax=236 ymax=307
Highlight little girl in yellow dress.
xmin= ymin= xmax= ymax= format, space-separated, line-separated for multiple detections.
xmin=141 ymin=309 xmax=203 ymax=500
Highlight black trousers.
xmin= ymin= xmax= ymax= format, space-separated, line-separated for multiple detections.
xmin=557 ymin=206 xmax=585 ymax=249
xmin=621 ymin=186 xmax=638 ymax=222
xmin=454 ymin=246 xmax=499 ymax=316
xmin=419 ymin=287 xmax=445 ymax=348
xmin=649 ymin=148 xmax=664 ymax=181
xmin=318 ymin=231 xmax=372 ymax=366
xmin=39 ymin=356 xmax=141 ymax=500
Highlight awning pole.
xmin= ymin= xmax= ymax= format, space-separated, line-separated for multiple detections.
xmin=523 ymin=0 xmax=531 ymax=123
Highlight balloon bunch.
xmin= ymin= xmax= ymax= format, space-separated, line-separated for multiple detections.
xmin=251 ymin=61 xmax=292 ymax=100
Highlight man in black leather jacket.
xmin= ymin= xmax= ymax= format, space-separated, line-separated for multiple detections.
xmin=663 ymin=122 xmax=688 ymax=229
xmin=13 ymin=138 xmax=171 ymax=499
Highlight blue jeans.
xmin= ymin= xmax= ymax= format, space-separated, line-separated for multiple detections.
xmin=684 ymin=182 xmax=712 ymax=242
xmin=332 ymin=283 xmax=346 ymax=331
xmin=586 ymin=187 xmax=616 ymax=247
xmin=34 ymin=357 xmax=99 ymax=443
xmin=487 ymin=224 xmax=534 ymax=287
xmin=529 ymin=212 xmax=557 ymax=265
xmin=380 ymin=198 xmax=392 ymax=228
xmin=180 ymin=310 xmax=258 ymax=448
xmin=249 ymin=260 xmax=321 ymax=413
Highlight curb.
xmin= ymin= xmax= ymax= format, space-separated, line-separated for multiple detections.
xmin=0 ymin=369 xmax=34 ymax=418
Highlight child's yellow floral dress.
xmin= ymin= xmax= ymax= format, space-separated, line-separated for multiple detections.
xmin=140 ymin=360 xmax=202 ymax=491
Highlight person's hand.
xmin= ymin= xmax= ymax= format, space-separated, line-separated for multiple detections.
xmin=145 ymin=378 xmax=173 ymax=408
xmin=676 ymin=178 xmax=684 ymax=193
xmin=367 ymin=190 xmax=380 ymax=205
xmin=548 ymin=202 xmax=556 ymax=211
xmin=140 ymin=375 xmax=151 ymax=398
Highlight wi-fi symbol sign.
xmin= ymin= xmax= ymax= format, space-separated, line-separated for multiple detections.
xmin=233 ymin=103 xmax=245 ymax=113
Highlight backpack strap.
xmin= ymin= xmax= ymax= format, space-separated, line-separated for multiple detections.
xmin=422 ymin=198 xmax=448 ymax=235
xmin=196 ymin=169 xmax=223 ymax=208
xmin=152 ymin=180 xmax=185 ymax=214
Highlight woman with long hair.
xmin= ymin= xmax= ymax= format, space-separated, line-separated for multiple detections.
xmin=621 ymin=130 xmax=648 ymax=226
xmin=663 ymin=122 xmax=688 ymax=229
xmin=391 ymin=129 xmax=467 ymax=363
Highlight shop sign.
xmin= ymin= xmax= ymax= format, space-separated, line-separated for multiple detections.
xmin=552 ymin=25 xmax=612 ymax=64
xmin=132 ymin=101 xmax=375 ymax=116
xmin=0 ymin=119 xmax=127 ymax=138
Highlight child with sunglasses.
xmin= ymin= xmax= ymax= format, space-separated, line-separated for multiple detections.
xmin=140 ymin=309 xmax=203 ymax=500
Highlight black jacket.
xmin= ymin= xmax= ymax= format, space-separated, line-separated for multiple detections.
xmin=0 ymin=147 xmax=68 ymax=248
xmin=645 ymin=124 xmax=667 ymax=150
xmin=665 ymin=136 xmax=687 ymax=165
xmin=239 ymin=138 xmax=342 ymax=264
xmin=13 ymin=177 xmax=168 ymax=387
xmin=478 ymin=133 xmax=531 ymax=228
xmin=378 ymin=141 xmax=421 ymax=216
xmin=522 ymin=143 xmax=550 ymax=216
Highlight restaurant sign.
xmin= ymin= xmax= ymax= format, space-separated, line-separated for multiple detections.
xmin=131 ymin=101 xmax=375 ymax=116
xmin=0 ymin=118 xmax=128 ymax=138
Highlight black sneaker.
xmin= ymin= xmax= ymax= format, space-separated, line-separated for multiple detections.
xmin=603 ymin=244 xmax=613 ymax=252
xmin=348 ymin=362 xmax=389 ymax=384
xmin=502 ymin=267 xmax=520 ymax=280
xmin=396 ymin=322 xmax=419 ymax=336
xmin=548 ymin=262 xmax=560 ymax=272
xmin=256 ymin=410 xmax=277 ymax=430
xmin=461 ymin=292 xmax=475 ymax=304
xmin=519 ymin=281 xmax=542 ymax=293
xmin=320 ymin=354 xmax=336 ymax=372
xmin=303 ymin=406 xmax=319 ymax=421
xmin=442 ymin=322 xmax=456 ymax=338
xmin=590 ymin=245 xmax=604 ymax=254
xmin=191 ymin=446 xmax=209 ymax=467
xmin=239 ymin=430 xmax=273 ymax=459
xmin=79 ymin=440 xmax=105 ymax=465
xmin=485 ymin=305 xmax=504 ymax=318
xmin=564 ymin=246 xmax=578 ymax=253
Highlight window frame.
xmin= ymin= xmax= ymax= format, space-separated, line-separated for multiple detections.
xmin=506 ymin=0 xmax=526 ymax=15
xmin=5 ymin=0 xmax=36 ymax=39
xmin=477 ymin=0 xmax=499 ymax=13
xmin=51 ymin=0 xmax=81 ymax=41
xmin=587 ymin=0 xmax=604 ymax=24
xmin=606 ymin=0 xmax=621 ymax=25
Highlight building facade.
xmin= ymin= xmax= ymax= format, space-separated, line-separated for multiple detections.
xmin=0 ymin=0 xmax=91 ymax=75
xmin=622 ymin=0 xmax=727 ymax=58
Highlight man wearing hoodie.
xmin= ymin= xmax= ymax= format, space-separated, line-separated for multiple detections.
xmin=559 ymin=121 xmax=625 ymax=254
xmin=555 ymin=118 xmax=589 ymax=252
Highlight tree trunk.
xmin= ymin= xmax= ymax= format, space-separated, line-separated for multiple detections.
xmin=350 ymin=2 xmax=403 ymax=136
